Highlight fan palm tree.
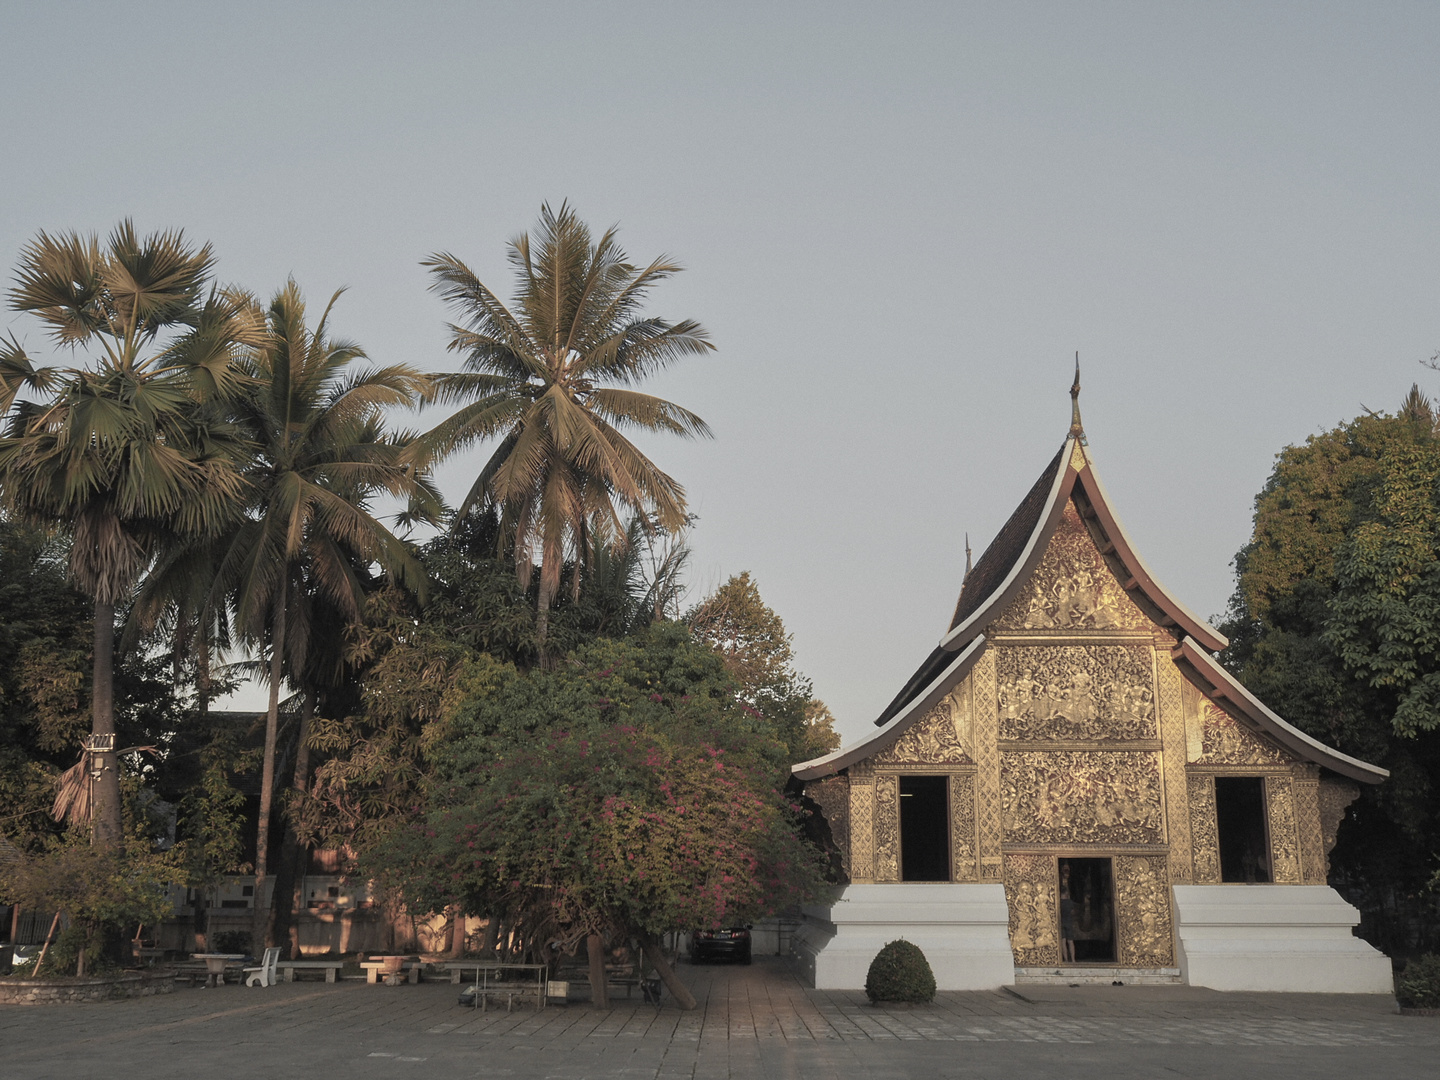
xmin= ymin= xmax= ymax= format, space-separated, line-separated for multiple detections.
xmin=0 ymin=223 xmax=260 ymax=849
xmin=218 ymin=280 xmax=440 ymax=944
xmin=420 ymin=203 xmax=714 ymax=646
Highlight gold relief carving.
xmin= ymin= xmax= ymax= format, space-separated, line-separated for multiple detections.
xmin=1069 ymin=443 xmax=1087 ymax=472
xmin=950 ymin=773 xmax=977 ymax=882
xmin=1156 ymin=658 xmax=1193 ymax=884
xmin=1292 ymin=769 xmax=1326 ymax=885
xmin=1001 ymin=751 xmax=1164 ymax=844
xmin=849 ymin=781 xmax=875 ymax=882
xmin=1004 ymin=854 xmax=1060 ymax=966
xmin=1182 ymin=679 xmax=1205 ymax=762
xmin=1115 ymin=855 xmax=1175 ymax=967
xmin=972 ymin=651 xmax=1005 ymax=879
xmin=996 ymin=645 xmax=1157 ymax=742
xmin=995 ymin=501 xmax=1150 ymax=632
xmin=1317 ymin=777 xmax=1360 ymax=877
xmin=873 ymin=775 xmax=900 ymax=882
xmin=806 ymin=777 xmax=851 ymax=882
xmin=1266 ymin=775 xmax=1301 ymax=883
xmin=873 ymin=695 xmax=973 ymax=765
xmin=1188 ymin=774 xmax=1221 ymax=883
xmin=1194 ymin=700 xmax=1289 ymax=766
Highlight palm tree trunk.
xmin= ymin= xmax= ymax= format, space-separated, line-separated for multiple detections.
xmin=270 ymin=688 xmax=315 ymax=954
xmin=90 ymin=602 xmax=122 ymax=850
xmin=586 ymin=933 xmax=609 ymax=1009
xmin=252 ymin=596 xmax=286 ymax=948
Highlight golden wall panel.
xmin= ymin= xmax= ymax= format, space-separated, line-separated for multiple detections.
xmin=995 ymin=644 xmax=1158 ymax=742
xmin=993 ymin=501 xmax=1151 ymax=632
xmin=1292 ymin=767 xmax=1326 ymax=885
xmin=950 ymin=772 xmax=978 ymax=882
xmin=1156 ymin=655 xmax=1192 ymax=884
xmin=1001 ymin=750 xmax=1164 ymax=845
xmin=972 ymin=650 xmax=1005 ymax=880
xmin=1004 ymin=853 xmax=1060 ymax=967
xmin=1266 ymin=775 xmax=1301 ymax=884
xmin=1193 ymin=700 xmax=1289 ymax=766
xmin=1115 ymin=855 xmax=1176 ymax=967
xmin=874 ymin=774 xmax=900 ymax=882
xmin=1187 ymin=773 xmax=1221 ymax=884
xmin=849 ymin=779 xmax=875 ymax=883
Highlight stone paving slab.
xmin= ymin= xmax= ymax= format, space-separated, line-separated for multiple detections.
xmin=0 ymin=957 xmax=1435 ymax=1079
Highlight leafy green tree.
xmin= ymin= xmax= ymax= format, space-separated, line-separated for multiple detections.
xmin=0 ymin=222 xmax=259 ymax=849
xmin=687 ymin=572 xmax=840 ymax=761
xmin=420 ymin=203 xmax=714 ymax=647
xmin=218 ymin=280 xmax=439 ymax=946
xmin=1220 ymin=387 xmax=1440 ymax=951
xmin=362 ymin=623 xmax=826 ymax=1009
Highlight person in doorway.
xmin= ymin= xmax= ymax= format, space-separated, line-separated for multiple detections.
xmin=1059 ymin=863 xmax=1077 ymax=963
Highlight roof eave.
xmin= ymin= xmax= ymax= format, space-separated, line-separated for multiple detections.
xmin=1176 ymin=637 xmax=1388 ymax=784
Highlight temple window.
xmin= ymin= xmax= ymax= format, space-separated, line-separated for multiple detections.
xmin=898 ymin=775 xmax=950 ymax=881
xmin=1215 ymin=776 xmax=1272 ymax=883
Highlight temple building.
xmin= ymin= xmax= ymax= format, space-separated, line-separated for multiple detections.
xmin=792 ymin=382 xmax=1394 ymax=994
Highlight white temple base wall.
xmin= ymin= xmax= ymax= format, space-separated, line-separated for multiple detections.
xmin=794 ymin=883 xmax=1015 ymax=991
xmin=1172 ymin=885 xmax=1393 ymax=994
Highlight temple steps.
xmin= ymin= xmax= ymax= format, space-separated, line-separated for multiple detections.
xmin=1014 ymin=967 xmax=1182 ymax=986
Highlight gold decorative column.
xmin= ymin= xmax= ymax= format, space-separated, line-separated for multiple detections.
xmin=1154 ymin=647 xmax=1192 ymax=883
xmin=849 ymin=771 xmax=876 ymax=883
xmin=971 ymin=649 xmax=1005 ymax=880
xmin=1266 ymin=774 xmax=1301 ymax=883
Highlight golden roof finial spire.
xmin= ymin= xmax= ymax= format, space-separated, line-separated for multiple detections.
xmin=1069 ymin=352 xmax=1086 ymax=443
xmin=964 ymin=533 xmax=973 ymax=580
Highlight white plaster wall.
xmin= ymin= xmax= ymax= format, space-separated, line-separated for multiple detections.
xmin=1173 ymin=885 xmax=1393 ymax=994
xmin=794 ymin=883 xmax=1015 ymax=991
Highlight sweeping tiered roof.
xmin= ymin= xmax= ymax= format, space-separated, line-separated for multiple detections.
xmin=794 ymin=382 xmax=1386 ymax=785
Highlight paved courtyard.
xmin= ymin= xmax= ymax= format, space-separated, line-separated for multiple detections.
xmin=2 ymin=957 xmax=1435 ymax=1079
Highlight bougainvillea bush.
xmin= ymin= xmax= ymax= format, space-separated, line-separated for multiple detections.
xmin=366 ymin=623 xmax=828 ymax=953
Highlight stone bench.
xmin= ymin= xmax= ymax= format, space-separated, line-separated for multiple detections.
xmin=360 ymin=961 xmax=420 ymax=985
xmin=277 ymin=960 xmax=347 ymax=983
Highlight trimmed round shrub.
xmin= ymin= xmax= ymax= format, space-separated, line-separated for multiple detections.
xmin=865 ymin=939 xmax=936 ymax=1003
xmin=1397 ymin=954 xmax=1440 ymax=1009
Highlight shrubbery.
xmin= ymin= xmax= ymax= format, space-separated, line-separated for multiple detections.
xmin=1397 ymin=954 xmax=1440 ymax=1009
xmin=864 ymin=939 xmax=936 ymax=1003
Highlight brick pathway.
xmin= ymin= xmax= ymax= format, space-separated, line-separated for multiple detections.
xmin=1 ymin=957 xmax=1435 ymax=1079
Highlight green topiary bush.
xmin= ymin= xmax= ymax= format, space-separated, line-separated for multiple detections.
xmin=865 ymin=939 xmax=936 ymax=1003
xmin=1397 ymin=954 xmax=1440 ymax=1009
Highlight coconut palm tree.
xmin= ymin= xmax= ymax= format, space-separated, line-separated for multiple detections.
xmin=0 ymin=223 xmax=260 ymax=849
xmin=420 ymin=203 xmax=713 ymax=646
xmin=218 ymin=280 xmax=440 ymax=945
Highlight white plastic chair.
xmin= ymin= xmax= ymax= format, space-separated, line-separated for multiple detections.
xmin=244 ymin=947 xmax=281 ymax=988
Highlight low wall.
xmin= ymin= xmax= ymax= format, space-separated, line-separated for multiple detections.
xmin=0 ymin=969 xmax=176 ymax=1005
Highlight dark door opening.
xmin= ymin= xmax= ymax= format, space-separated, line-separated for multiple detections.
xmin=899 ymin=775 xmax=950 ymax=881
xmin=1215 ymin=776 xmax=1270 ymax=883
xmin=1058 ymin=857 xmax=1115 ymax=963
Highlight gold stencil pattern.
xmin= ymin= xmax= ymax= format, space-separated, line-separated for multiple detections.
xmin=950 ymin=773 xmax=978 ymax=882
xmin=1194 ymin=700 xmax=1289 ymax=765
xmin=849 ymin=781 xmax=874 ymax=882
xmin=972 ymin=651 xmax=1005 ymax=879
xmin=874 ymin=775 xmax=900 ymax=882
xmin=1266 ymin=775 xmax=1301 ymax=883
xmin=1293 ymin=770 xmax=1326 ymax=885
xmin=873 ymin=695 xmax=973 ymax=765
xmin=1187 ymin=774 xmax=1221 ymax=883
xmin=1004 ymin=854 xmax=1060 ymax=966
xmin=1002 ymin=751 xmax=1165 ymax=844
xmin=994 ymin=501 xmax=1151 ymax=632
xmin=806 ymin=777 xmax=851 ymax=881
xmin=996 ymin=645 xmax=1157 ymax=742
xmin=1115 ymin=855 xmax=1175 ymax=967
xmin=1156 ymin=658 xmax=1193 ymax=883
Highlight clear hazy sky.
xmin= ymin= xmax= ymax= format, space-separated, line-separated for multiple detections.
xmin=3 ymin=2 xmax=1437 ymax=744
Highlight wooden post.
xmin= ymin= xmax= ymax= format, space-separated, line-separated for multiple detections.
xmin=32 ymin=912 xmax=61 ymax=977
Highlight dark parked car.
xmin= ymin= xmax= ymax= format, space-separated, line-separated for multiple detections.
xmin=689 ymin=926 xmax=752 ymax=964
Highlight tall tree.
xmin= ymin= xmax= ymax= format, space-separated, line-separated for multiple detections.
xmin=420 ymin=203 xmax=714 ymax=647
xmin=0 ymin=223 xmax=258 ymax=848
xmin=219 ymin=280 xmax=438 ymax=945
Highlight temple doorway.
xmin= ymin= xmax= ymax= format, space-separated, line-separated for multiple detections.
xmin=1215 ymin=776 xmax=1271 ymax=883
xmin=1058 ymin=858 xmax=1115 ymax=963
xmin=899 ymin=775 xmax=950 ymax=881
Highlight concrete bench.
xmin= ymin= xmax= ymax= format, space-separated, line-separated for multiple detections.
xmin=277 ymin=960 xmax=347 ymax=983
xmin=360 ymin=961 xmax=420 ymax=985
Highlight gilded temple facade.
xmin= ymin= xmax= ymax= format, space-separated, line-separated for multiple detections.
xmin=793 ymin=400 xmax=1394 ymax=993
